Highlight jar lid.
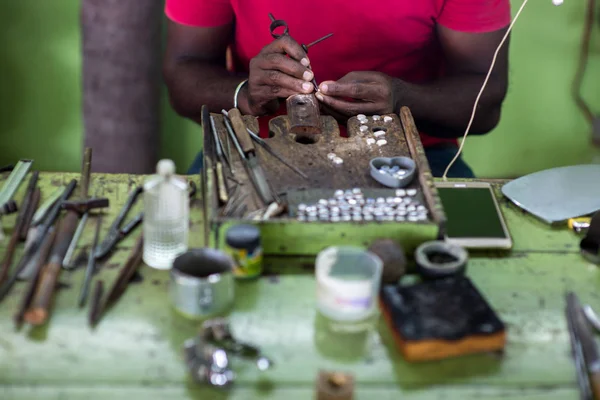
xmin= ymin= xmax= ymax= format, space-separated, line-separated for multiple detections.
xmin=157 ymin=159 xmax=175 ymax=177
xmin=226 ymin=224 xmax=261 ymax=248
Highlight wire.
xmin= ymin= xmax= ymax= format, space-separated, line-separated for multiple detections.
xmin=442 ymin=0 xmax=530 ymax=181
xmin=572 ymin=0 xmax=596 ymax=124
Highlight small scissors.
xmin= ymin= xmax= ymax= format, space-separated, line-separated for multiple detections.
xmin=268 ymin=13 xmax=333 ymax=91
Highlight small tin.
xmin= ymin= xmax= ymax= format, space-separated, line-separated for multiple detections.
xmin=170 ymin=248 xmax=235 ymax=319
xmin=225 ymin=224 xmax=263 ymax=279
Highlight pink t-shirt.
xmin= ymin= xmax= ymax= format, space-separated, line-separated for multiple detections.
xmin=165 ymin=0 xmax=511 ymax=146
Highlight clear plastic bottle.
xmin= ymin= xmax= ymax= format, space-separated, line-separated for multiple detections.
xmin=143 ymin=159 xmax=189 ymax=269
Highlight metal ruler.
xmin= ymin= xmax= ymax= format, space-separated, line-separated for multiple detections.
xmin=0 ymin=159 xmax=33 ymax=206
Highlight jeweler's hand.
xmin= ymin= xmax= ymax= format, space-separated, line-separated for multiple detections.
xmin=242 ymin=36 xmax=315 ymax=116
xmin=315 ymin=71 xmax=399 ymax=118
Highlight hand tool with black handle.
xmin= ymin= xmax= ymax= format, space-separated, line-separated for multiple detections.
xmin=0 ymin=180 xmax=77 ymax=302
xmin=24 ymin=211 xmax=80 ymax=325
xmin=225 ymin=108 xmax=274 ymax=204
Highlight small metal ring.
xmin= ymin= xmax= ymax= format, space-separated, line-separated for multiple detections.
xmin=269 ymin=20 xmax=289 ymax=39
xmin=414 ymin=241 xmax=468 ymax=280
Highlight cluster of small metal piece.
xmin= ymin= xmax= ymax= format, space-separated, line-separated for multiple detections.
xmin=357 ymin=114 xmax=393 ymax=147
xmin=377 ymin=165 xmax=410 ymax=180
xmin=296 ymin=188 xmax=428 ymax=222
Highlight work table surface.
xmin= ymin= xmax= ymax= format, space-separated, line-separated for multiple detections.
xmin=0 ymin=172 xmax=595 ymax=399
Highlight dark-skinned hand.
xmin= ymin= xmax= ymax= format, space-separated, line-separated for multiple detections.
xmin=315 ymin=71 xmax=399 ymax=118
xmin=242 ymin=35 xmax=315 ymax=116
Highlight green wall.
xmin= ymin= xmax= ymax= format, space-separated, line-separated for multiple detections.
xmin=0 ymin=0 xmax=598 ymax=177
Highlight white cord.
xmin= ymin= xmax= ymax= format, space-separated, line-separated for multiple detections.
xmin=442 ymin=0 xmax=530 ymax=181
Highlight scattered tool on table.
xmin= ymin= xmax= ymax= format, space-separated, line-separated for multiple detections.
xmin=94 ymin=186 xmax=143 ymax=260
xmin=78 ymin=215 xmax=103 ymax=307
xmin=23 ymin=207 xmax=80 ymax=326
xmin=0 ymin=179 xmax=77 ymax=301
xmin=183 ymin=318 xmax=272 ymax=387
xmin=315 ymin=370 xmax=355 ymax=400
xmin=89 ymin=235 xmax=143 ymax=327
xmin=14 ymin=229 xmax=56 ymax=326
xmin=18 ymin=186 xmax=41 ymax=241
xmin=31 ymin=186 xmax=64 ymax=226
xmin=580 ymin=211 xmax=600 ymax=265
xmin=223 ymin=109 xmax=274 ymax=204
xmin=565 ymin=292 xmax=600 ymax=400
xmin=210 ymin=115 xmax=234 ymax=174
xmin=62 ymin=148 xmax=100 ymax=270
xmin=0 ymin=171 xmax=40 ymax=284
xmin=245 ymin=127 xmax=308 ymax=179
xmin=204 ymin=107 xmax=228 ymax=205
xmin=0 ymin=159 xmax=33 ymax=240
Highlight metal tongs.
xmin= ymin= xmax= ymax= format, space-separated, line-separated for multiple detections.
xmin=565 ymin=293 xmax=600 ymax=400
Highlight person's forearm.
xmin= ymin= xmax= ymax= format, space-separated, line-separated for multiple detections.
xmin=163 ymin=59 xmax=249 ymax=123
xmin=393 ymin=74 xmax=507 ymax=138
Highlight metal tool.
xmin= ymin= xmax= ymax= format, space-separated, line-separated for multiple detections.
xmin=246 ymin=128 xmax=308 ymax=179
xmin=0 ymin=159 xmax=33 ymax=240
xmin=565 ymin=292 xmax=600 ymax=400
xmin=62 ymin=148 xmax=95 ymax=269
xmin=14 ymin=228 xmax=56 ymax=326
xmin=223 ymin=109 xmax=274 ymax=204
xmin=268 ymin=13 xmax=333 ymax=91
xmin=0 ymin=171 xmax=40 ymax=284
xmin=210 ymin=115 xmax=234 ymax=174
xmin=94 ymin=186 xmax=143 ymax=260
xmin=201 ymin=318 xmax=273 ymax=371
xmin=32 ymin=186 xmax=64 ymax=226
xmin=88 ymin=280 xmax=104 ymax=327
xmin=19 ymin=188 xmax=40 ymax=241
xmin=0 ymin=159 xmax=33 ymax=207
xmin=89 ymin=235 xmax=143 ymax=326
xmin=78 ymin=216 xmax=103 ymax=307
xmin=0 ymin=179 xmax=77 ymax=302
xmin=24 ymin=210 xmax=80 ymax=325
xmin=286 ymin=94 xmax=322 ymax=142
xmin=204 ymin=108 xmax=229 ymax=205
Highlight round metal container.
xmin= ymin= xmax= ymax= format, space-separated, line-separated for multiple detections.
xmin=170 ymin=248 xmax=235 ymax=319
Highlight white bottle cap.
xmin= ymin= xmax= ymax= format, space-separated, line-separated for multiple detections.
xmin=157 ymin=159 xmax=175 ymax=176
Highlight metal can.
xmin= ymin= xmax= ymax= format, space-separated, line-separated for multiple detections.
xmin=170 ymin=248 xmax=235 ymax=319
xmin=225 ymin=224 xmax=263 ymax=279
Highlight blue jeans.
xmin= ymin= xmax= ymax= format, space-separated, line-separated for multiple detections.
xmin=187 ymin=145 xmax=474 ymax=178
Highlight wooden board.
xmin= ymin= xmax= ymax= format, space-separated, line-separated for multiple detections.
xmin=202 ymin=106 xmax=446 ymax=256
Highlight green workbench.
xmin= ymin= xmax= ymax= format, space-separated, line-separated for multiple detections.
xmin=0 ymin=173 xmax=595 ymax=400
